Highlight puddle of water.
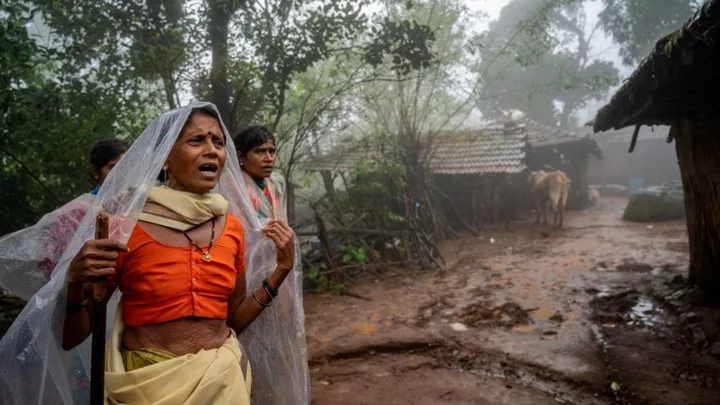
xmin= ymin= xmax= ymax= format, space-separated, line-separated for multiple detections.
xmin=628 ymin=298 xmax=665 ymax=327
xmin=596 ymin=285 xmax=612 ymax=298
xmin=591 ymin=287 xmax=668 ymax=330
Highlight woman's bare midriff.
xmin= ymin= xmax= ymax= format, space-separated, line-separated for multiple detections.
xmin=123 ymin=317 xmax=230 ymax=356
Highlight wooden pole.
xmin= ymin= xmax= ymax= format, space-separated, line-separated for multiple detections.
xmin=91 ymin=212 xmax=109 ymax=405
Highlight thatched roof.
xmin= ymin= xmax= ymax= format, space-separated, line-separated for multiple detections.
xmin=593 ymin=0 xmax=720 ymax=132
xmin=578 ymin=125 xmax=671 ymax=143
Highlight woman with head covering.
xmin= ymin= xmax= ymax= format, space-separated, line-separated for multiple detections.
xmin=234 ymin=126 xmax=287 ymax=223
xmin=0 ymin=138 xmax=129 ymax=299
xmin=41 ymin=139 xmax=130 ymax=278
xmin=0 ymin=103 xmax=309 ymax=405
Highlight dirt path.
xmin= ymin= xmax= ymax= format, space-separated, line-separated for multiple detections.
xmin=304 ymin=198 xmax=720 ymax=405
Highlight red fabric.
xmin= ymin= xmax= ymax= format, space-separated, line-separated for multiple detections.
xmin=111 ymin=214 xmax=246 ymax=327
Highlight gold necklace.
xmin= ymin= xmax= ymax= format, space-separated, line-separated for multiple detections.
xmin=182 ymin=217 xmax=216 ymax=262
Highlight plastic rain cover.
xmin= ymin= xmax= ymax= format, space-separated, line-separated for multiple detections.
xmin=0 ymin=102 xmax=309 ymax=405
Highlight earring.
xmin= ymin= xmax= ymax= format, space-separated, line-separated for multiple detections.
xmin=162 ymin=166 xmax=170 ymax=187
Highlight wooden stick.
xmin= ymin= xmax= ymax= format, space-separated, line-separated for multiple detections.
xmin=91 ymin=212 xmax=109 ymax=405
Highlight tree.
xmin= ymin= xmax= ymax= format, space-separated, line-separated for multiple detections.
xmin=0 ymin=2 xmax=155 ymax=234
xmin=309 ymin=0 xmax=481 ymax=267
xmin=598 ymin=0 xmax=701 ymax=66
xmin=474 ymin=0 xmax=620 ymax=127
xmin=2 ymin=0 xmax=435 ymax=232
xmin=198 ymin=0 xmax=436 ymax=133
xmin=33 ymin=0 xmax=434 ymax=133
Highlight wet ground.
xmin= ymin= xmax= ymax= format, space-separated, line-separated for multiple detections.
xmin=304 ymin=198 xmax=720 ymax=405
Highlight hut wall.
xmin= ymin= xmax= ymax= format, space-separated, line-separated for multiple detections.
xmin=433 ymin=173 xmax=517 ymax=229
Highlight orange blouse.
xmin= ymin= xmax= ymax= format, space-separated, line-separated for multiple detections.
xmin=110 ymin=214 xmax=246 ymax=327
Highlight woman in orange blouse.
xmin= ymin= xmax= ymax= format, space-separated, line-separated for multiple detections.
xmin=60 ymin=107 xmax=295 ymax=404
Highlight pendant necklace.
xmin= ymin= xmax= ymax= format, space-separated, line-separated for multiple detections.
xmin=183 ymin=217 xmax=216 ymax=263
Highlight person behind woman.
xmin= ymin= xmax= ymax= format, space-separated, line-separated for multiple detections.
xmin=0 ymin=138 xmax=129 ymax=300
xmin=234 ymin=125 xmax=287 ymax=222
xmin=0 ymin=137 xmax=128 ymax=404
xmin=61 ymin=106 xmax=296 ymax=403
xmin=41 ymin=138 xmax=129 ymax=277
xmin=234 ymin=125 xmax=310 ymax=405
xmin=88 ymin=138 xmax=129 ymax=195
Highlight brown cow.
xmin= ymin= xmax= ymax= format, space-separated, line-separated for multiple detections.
xmin=529 ymin=169 xmax=571 ymax=228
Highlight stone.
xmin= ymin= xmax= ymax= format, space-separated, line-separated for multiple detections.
xmin=622 ymin=181 xmax=685 ymax=222
xmin=450 ymin=322 xmax=468 ymax=332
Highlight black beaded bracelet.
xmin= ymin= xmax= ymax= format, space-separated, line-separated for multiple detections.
xmin=262 ymin=277 xmax=278 ymax=298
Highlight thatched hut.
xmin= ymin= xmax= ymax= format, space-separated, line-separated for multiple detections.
xmin=592 ymin=0 xmax=720 ymax=297
xmin=298 ymin=126 xmax=529 ymax=231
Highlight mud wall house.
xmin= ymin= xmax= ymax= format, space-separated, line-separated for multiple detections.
xmin=297 ymin=127 xmax=529 ymax=232
xmin=428 ymin=127 xmax=528 ymax=230
xmin=592 ymin=0 xmax=720 ymax=297
xmin=513 ymin=118 xmax=603 ymax=210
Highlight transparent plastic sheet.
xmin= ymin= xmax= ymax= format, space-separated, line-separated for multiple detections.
xmin=0 ymin=194 xmax=94 ymax=301
xmin=0 ymin=102 xmax=309 ymax=405
xmin=239 ymin=170 xmax=308 ymax=404
xmin=269 ymin=172 xmax=288 ymax=221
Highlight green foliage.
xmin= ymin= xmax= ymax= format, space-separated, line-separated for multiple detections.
xmin=32 ymin=0 xmax=187 ymax=107
xmin=0 ymin=0 xmax=436 ymax=235
xmin=338 ymin=244 xmax=369 ymax=265
xmin=337 ymin=147 xmax=408 ymax=233
xmin=307 ymin=263 xmax=345 ymax=295
xmin=364 ymin=18 xmax=436 ymax=74
xmin=474 ymin=0 xmax=702 ymax=125
xmin=474 ymin=0 xmax=620 ymax=127
xmin=195 ymin=0 xmax=436 ymax=132
xmin=598 ymin=0 xmax=699 ymax=66
xmin=0 ymin=1 xmax=160 ymax=234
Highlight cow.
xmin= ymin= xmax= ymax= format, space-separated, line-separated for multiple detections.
xmin=528 ymin=169 xmax=572 ymax=228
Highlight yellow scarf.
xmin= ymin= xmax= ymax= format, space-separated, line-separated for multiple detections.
xmin=138 ymin=186 xmax=229 ymax=231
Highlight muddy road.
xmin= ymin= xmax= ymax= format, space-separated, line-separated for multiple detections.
xmin=304 ymin=198 xmax=720 ymax=405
